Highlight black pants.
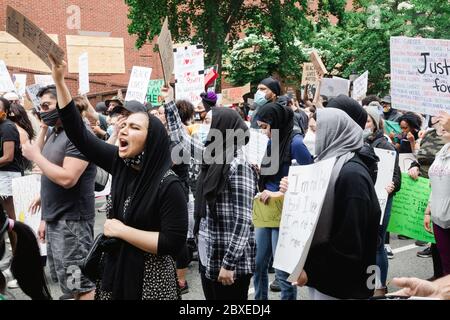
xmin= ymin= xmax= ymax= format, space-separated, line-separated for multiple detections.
xmin=200 ymin=264 xmax=252 ymax=300
xmin=431 ymin=243 xmax=443 ymax=278
xmin=176 ymin=243 xmax=190 ymax=269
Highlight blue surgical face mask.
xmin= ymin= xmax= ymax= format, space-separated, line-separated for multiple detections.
xmin=197 ymin=124 xmax=210 ymax=145
xmin=254 ymin=90 xmax=268 ymax=106
xmin=363 ymin=128 xmax=372 ymax=139
xmin=107 ymin=125 xmax=114 ymax=137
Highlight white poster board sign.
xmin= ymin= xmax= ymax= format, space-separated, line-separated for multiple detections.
xmin=125 ymin=66 xmax=152 ymax=103
xmin=26 ymin=83 xmax=44 ymax=110
xmin=273 ymin=157 xmax=336 ymax=282
xmin=12 ymin=74 xmax=27 ymax=98
xmin=390 ymin=36 xmax=450 ymax=115
xmin=242 ymin=128 xmax=269 ymax=167
xmin=320 ymin=78 xmax=350 ymax=97
xmin=12 ymin=175 xmax=46 ymax=256
xmin=399 ymin=153 xmax=417 ymax=173
xmin=78 ymin=52 xmax=90 ymax=95
xmin=34 ymin=75 xmax=54 ymax=86
xmin=0 ymin=60 xmax=15 ymax=93
xmin=174 ymin=45 xmax=205 ymax=77
xmin=374 ymin=148 xmax=396 ymax=224
xmin=352 ymin=71 xmax=369 ymax=101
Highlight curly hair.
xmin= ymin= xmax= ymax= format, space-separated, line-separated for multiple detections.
xmin=176 ymin=100 xmax=195 ymax=125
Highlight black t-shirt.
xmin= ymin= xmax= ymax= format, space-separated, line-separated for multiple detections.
xmin=0 ymin=120 xmax=23 ymax=172
xmin=41 ymin=126 xmax=96 ymax=222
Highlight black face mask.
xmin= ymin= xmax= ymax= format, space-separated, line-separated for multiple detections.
xmin=40 ymin=109 xmax=59 ymax=127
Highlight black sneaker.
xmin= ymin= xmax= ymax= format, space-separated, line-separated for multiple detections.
xmin=415 ymin=240 xmax=428 ymax=246
xmin=269 ymin=279 xmax=281 ymax=292
xmin=385 ymin=245 xmax=394 ymax=259
xmin=417 ymin=246 xmax=432 ymax=258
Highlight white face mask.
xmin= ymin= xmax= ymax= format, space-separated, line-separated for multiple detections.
xmin=303 ymin=130 xmax=316 ymax=155
xmin=197 ymin=124 xmax=211 ymax=144
xmin=363 ymin=128 xmax=373 ymax=139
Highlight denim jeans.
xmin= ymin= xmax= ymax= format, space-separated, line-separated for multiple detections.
xmin=253 ymin=227 xmax=297 ymax=300
xmin=376 ymin=196 xmax=393 ymax=288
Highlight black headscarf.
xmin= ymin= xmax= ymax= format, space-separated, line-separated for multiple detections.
xmin=194 ymin=108 xmax=249 ymax=233
xmin=256 ymin=102 xmax=295 ymax=190
xmin=102 ymin=113 xmax=175 ymax=300
xmin=327 ymin=95 xmax=368 ymax=129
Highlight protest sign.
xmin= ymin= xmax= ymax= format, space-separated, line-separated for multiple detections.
xmin=12 ymin=73 xmax=26 ymax=98
xmin=399 ymin=153 xmax=417 ymax=173
xmin=78 ymin=52 xmax=89 ymax=95
xmin=252 ymin=196 xmax=284 ymax=228
xmin=6 ymin=6 xmax=65 ymax=69
xmin=374 ymin=148 xmax=396 ymax=224
xmin=242 ymin=128 xmax=269 ymax=167
xmin=221 ymin=83 xmax=251 ymax=106
xmin=310 ymin=51 xmax=327 ymax=77
xmin=12 ymin=175 xmax=46 ymax=255
xmin=146 ymin=79 xmax=165 ymax=106
xmin=388 ymin=174 xmax=435 ymax=243
xmin=125 ymin=66 xmax=152 ymax=103
xmin=352 ymin=71 xmax=369 ymax=101
xmin=0 ymin=60 xmax=15 ymax=93
xmin=157 ymin=17 xmax=174 ymax=84
xmin=25 ymin=83 xmax=43 ymax=110
xmin=273 ymin=157 xmax=336 ymax=282
xmin=320 ymin=77 xmax=350 ymax=97
xmin=301 ymin=63 xmax=318 ymax=86
xmin=174 ymin=45 xmax=204 ymax=77
xmin=34 ymin=75 xmax=54 ymax=86
xmin=390 ymin=36 xmax=450 ymax=115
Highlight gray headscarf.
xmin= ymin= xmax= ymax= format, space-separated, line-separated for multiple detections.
xmin=312 ymin=108 xmax=364 ymax=246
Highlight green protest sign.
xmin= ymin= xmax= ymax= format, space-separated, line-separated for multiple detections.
xmin=252 ymin=196 xmax=284 ymax=228
xmin=387 ymin=174 xmax=435 ymax=243
xmin=146 ymin=79 xmax=164 ymax=106
xmin=385 ymin=120 xmax=401 ymax=136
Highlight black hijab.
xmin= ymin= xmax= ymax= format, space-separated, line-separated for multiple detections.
xmin=102 ymin=113 xmax=174 ymax=300
xmin=256 ymin=102 xmax=295 ymax=190
xmin=327 ymin=95 xmax=368 ymax=129
xmin=194 ymin=108 xmax=249 ymax=233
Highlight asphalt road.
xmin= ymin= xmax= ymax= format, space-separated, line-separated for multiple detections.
xmin=1 ymin=198 xmax=434 ymax=300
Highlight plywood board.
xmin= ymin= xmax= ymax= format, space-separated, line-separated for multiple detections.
xmin=0 ymin=31 xmax=59 ymax=72
xmin=66 ymin=35 xmax=125 ymax=74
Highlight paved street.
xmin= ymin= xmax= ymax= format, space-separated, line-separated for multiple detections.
xmin=1 ymin=197 xmax=433 ymax=300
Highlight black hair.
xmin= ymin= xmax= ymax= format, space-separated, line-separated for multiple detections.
xmin=9 ymin=104 xmax=36 ymax=140
xmin=37 ymin=85 xmax=57 ymax=99
xmin=361 ymin=95 xmax=380 ymax=107
xmin=0 ymin=213 xmax=52 ymax=300
xmin=0 ymin=97 xmax=11 ymax=114
xmin=398 ymin=112 xmax=422 ymax=131
xmin=176 ymin=100 xmax=195 ymax=126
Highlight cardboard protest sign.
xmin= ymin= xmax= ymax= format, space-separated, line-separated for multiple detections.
xmin=252 ymin=196 xmax=284 ymax=228
xmin=390 ymin=36 xmax=450 ymax=115
xmin=352 ymin=71 xmax=369 ymax=101
xmin=273 ymin=157 xmax=336 ymax=282
xmin=388 ymin=174 xmax=435 ymax=243
xmin=6 ymin=6 xmax=65 ymax=69
xmin=0 ymin=60 xmax=15 ymax=93
xmin=221 ymin=83 xmax=251 ymax=106
xmin=310 ymin=51 xmax=327 ymax=77
xmin=12 ymin=73 xmax=27 ymax=97
xmin=12 ymin=175 xmax=46 ymax=256
xmin=242 ymin=128 xmax=269 ymax=167
xmin=25 ymin=84 xmax=43 ymax=110
xmin=374 ymin=148 xmax=396 ymax=224
xmin=125 ymin=66 xmax=152 ymax=103
xmin=157 ymin=17 xmax=174 ymax=84
xmin=34 ymin=75 xmax=54 ymax=86
xmin=146 ymin=79 xmax=165 ymax=106
xmin=78 ymin=52 xmax=90 ymax=95
xmin=320 ymin=77 xmax=350 ymax=97
xmin=399 ymin=153 xmax=417 ymax=173
xmin=301 ymin=63 xmax=318 ymax=86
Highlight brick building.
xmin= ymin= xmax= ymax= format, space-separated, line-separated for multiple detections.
xmin=0 ymin=0 xmax=164 ymax=104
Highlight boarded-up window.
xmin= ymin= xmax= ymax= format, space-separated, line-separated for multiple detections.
xmin=0 ymin=31 xmax=59 ymax=73
xmin=66 ymin=35 xmax=125 ymax=74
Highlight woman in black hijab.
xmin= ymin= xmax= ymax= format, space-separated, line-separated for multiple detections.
xmin=49 ymin=56 xmax=187 ymax=300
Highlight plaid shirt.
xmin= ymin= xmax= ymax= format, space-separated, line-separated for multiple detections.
xmin=164 ymin=101 xmax=257 ymax=280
